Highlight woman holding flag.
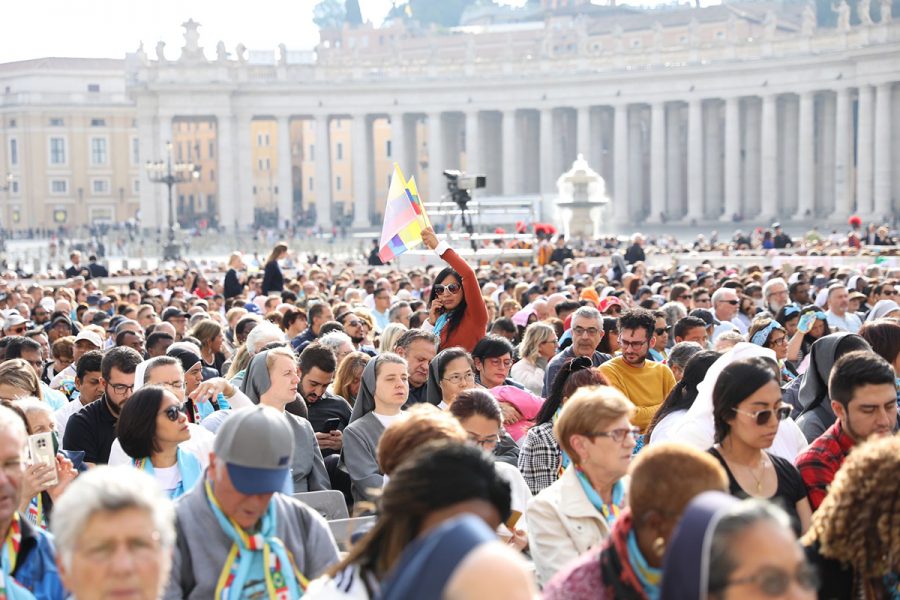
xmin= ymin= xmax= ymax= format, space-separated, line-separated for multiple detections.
xmin=422 ymin=227 xmax=488 ymax=353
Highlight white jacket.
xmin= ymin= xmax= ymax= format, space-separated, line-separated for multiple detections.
xmin=525 ymin=467 xmax=621 ymax=586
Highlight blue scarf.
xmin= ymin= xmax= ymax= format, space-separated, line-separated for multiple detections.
xmin=432 ymin=311 xmax=454 ymax=338
xmin=574 ymin=468 xmax=626 ymax=527
xmin=626 ymin=530 xmax=661 ymax=600
xmin=205 ymin=481 xmax=305 ymax=599
xmin=197 ymin=392 xmax=231 ymax=421
xmin=135 ymin=448 xmax=202 ymax=499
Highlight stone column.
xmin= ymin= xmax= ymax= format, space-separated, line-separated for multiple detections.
xmin=576 ymin=106 xmax=591 ymax=162
xmin=794 ymin=92 xmax=815 ymax=219
xmin=666 ymin=104 xmax=683 ymax=219
xmin=819 ymin=94 xmax=836 ymax=215
xmin=648 ymin=102 xmax=666 ymax=223
xmin=314 ymin=114 xmax=332 ymax=228
xmin=873 ymin=83 xmax=892 ymax=218
xmin=743 ymin=101 xmax=761 ymax=218
xmin=686 ymin=98 xmax=704 ymax=221
xmin=539 ymin=108 xmax=555 ymax=194
xmin=759 ymin=95 xmax=778 ymax=220
xmin=834 ymin=88 xmax=853 ymax=218
xmin=502 ymin=110 xmax=517 ymax=195
xmin=705 ymin=102 xmax=723 ymax=219
xmin=137 ymin=104 xmax=163 ymax=230
xmin=236 ymin=116 xmax=255 ymax=230
xmin=465 ymin=110 xmax=480 ymax=174
xmin=613 ymin=103 xmax=629 ymax=224
xmin=390 ymin=113 xmax=407 ymax=174
xmin=276 ymin=116 xmax=293 ymax=229
xmin=722 ymin=96 xmax=741 ymax=222
xmin=427 ymin=112 xmax=445 ymax=206
xmin=351 ymin=114 xmax=370 ymax=228
xmin=856 ymin=85 xmax=874 ymax=217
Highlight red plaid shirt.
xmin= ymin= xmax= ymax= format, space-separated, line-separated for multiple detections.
xmin=795 ymin=420 xmax=855 ymax=510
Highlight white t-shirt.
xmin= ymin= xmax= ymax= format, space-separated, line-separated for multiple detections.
xmin=54 ymin=399 xmax=88 ymax=440
xmin=154 ymin=464 xmax=182 ymax=496
xmin=648 ymin=409 xmax=687 ymax=446
xmin=372 ymin=412 xmax=404 ymax=429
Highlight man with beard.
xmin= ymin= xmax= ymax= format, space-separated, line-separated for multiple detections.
xmin=394 ymin=329 xmax=439 ymax=406
xmin=599 ymin=309 xmax=676 ymax=433
xmin=796 ymin=352 xmax=897 ymax=510
xmin=762 ymin=276 xmax=790 ymax=316
xmin=543 ymin=306 xmax=611 ymax=397
xmin=336 ymin=310 xmax=376 ymax=357
xmin=298 ymin=343 xmax=350 ymax=456
xmin=291 ymin=302 xmax=333 ymax=353
xmin=62 ymin=346 xmax=143 ymax=465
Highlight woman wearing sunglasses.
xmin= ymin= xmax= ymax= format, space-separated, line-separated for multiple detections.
xmin=749 ymin=318 xmax=798 ymax=383
xmin=661 ymin=492 xmax=816 ymax=600
xmin=421 ymin=227 xmax=488 ymax=353
xmin=793 ymin=304 xmax=831 ymax=365
xmin=117 ymin=385 xmax=202 ymax=499
xmin=709 ymin=357 xmax=812 ymax=535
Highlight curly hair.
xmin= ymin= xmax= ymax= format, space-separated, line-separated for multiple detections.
xmin=802 ymin=436 xmax=900 ymax=583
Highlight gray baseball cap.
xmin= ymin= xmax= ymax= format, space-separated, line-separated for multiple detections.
xmin=213 ymin=406 xmax=294 ymax=495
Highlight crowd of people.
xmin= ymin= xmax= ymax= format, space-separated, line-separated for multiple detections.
xmin=0 ymin=221 xmax=894 ymax=599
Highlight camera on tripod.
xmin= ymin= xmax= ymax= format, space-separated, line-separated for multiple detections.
xmin=443 ymin=170 xmax=486 ymax=209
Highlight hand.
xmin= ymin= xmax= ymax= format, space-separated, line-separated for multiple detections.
xmin=20 ymin=463 xmax=57 ymax=509
xmin=189 ymin=377 xmax=230 ymax=404
xmin=46 ymin=455 xmax=77 ymax=501
xmin=421 ymin=227 xmax=439 ymax=250
xmin=506 ymin=527 xmax=528 ymax=552
xmin=500 ymin=402 xmax=523 ymax=425
xmin=797 ymin=312 xmax=815 ymax=334
xmin=429 ymin=298 xmax=445 ymax=323
xmin=315 ymin=430 xmax=343 ymax=451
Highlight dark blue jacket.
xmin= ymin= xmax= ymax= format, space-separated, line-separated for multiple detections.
xmin=13 ymin=517 xmax=65 ymax=599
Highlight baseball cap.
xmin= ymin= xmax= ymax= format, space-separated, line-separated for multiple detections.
xmin=243 ymin=302 xmax=262 ymax=315
xmin=162 ymin=307 xmax=188 ymax=321
xmin=598 ymin=296 xmax=623 ymax=313
xmin=690 ymin=308 xmax=721 ymax=327
xmin=86 ymin=294 xmax=101 ymax=307
xmin=2 ymin=314 xmax=27 ymax=331
xmin=213 ymin=406 xmax=294 ymax=495
xmin=74 ymin=330 xmax=102 ymax=348
xmin=848 ymin=291 xmax=867 ymax=302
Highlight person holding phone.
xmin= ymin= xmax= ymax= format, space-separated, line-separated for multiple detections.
xmin=297 ymin=344 xmax=351 ymax=458
xmin=421 ymin=227 xmax=488 ymax=353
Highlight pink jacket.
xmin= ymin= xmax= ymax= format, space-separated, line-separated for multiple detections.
xmin=490 ymin=385 xmax=544 ymax=442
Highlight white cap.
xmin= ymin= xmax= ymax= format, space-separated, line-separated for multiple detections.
xmin=74 ymin=330 xmax=102 ymax=348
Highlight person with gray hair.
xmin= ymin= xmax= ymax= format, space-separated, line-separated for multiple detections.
xmin=317 ymin=330 xmax=354 ymax=367
xmin=0 ymin=404 xmax=65 ymax=597
xmin=227 ymin=321 xmax=287 ymax=389
xmin=543 ymin=305 xmax=610 ymax=397
xmin=52 ymin=466 xmax=176 ymax=600
xmin=660 ymin=493 xmax=816 ymax=600
xmin=388 ymin=301 xmax=412 ymax=328
xmin=762 ymin=277 xmax=790 ymax=316
xmin=666 ymin=341 xmax=703 ymax=382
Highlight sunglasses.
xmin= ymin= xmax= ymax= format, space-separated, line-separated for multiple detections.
xmin=654 ymin=327 xmax=668 ymax=336
xmin=163 ymin=404 xmax=186 ymax=422
xmin=433 ymin=283 xmax=461 ymax=295
xmin=719 ymin=300 xmax=740 ymax=305
xmin=732 ymin=404 xmax=791 ymax=426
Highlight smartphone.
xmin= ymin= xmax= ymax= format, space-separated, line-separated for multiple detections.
xmin=28 ymin=432 xmax=58 ymax=487
xmin=797 ymin=312 xmax=815 ymax=333
xmin=505 ymin=510 xmax=522 ymax=530
xmin=323 ymin=417 xmax=342 ymax=432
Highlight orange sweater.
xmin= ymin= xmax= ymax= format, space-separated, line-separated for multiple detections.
xmin=437 ymin=246 xmax=488 ymax=353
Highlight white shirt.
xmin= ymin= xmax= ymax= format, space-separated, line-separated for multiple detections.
xmin=648 ymin=409 xmax=687 ymax=445
xmin=54 ymin=398 xmax=88 ymax=440
xmin=372 ymin=411 xmax=404 ymax=429
xmin=509 ymin=359 xmax=546 ymax=397
xmin=108 ymin=423 xmax=213 ymax=469
xmin=154 ymin=464 xmax=182 ymax=496
xmin=825 ymin=310 xmax=862 ymax=333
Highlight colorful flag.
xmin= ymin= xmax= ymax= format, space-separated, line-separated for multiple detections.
xmin=404 ymin=176 xmax=432 ymax=231
xmin=378 ymin=164 xmax=423 ymax=262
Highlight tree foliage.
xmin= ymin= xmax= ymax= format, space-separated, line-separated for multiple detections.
xmin=313 ymin=0 xmax=346 ymax=30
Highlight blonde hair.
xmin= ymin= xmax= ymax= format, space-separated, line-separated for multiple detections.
xmin=333 ymin=352 xmax=370 ymax=406
xmin=518 ymin=322 xmax=556 ymax=364
xmin=379 ymin=323 xmax=408 ymax=353
xmin=187 ymin=319 xmax=223 ymax=349
xmin=0 ymin=359 xmax=42 ymax=400
xmin=264 ymin=346 xmax=297 ymax=372
xmin=554 ymin=385 xmax=634 ymax=465
xmin=802 ymin=436 xmax=900 ymax=587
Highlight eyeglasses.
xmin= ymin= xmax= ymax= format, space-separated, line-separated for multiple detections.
xmin=161 ymin=380 xmax=186 ymax=392
xmin=768 ymin=336 xmax=788 ymax=346
xmin=467 ymin=432 xmax=500 ymax=448
xmin=654 ymin=327 xmax=668 ymax=336
xmin=619 ymin=338 xmax=649 ymax=349
xmin=587 ymin=426 xmax=641 ymax=444
xmin=718 ymin=299 xmax=740 ymax=305
xmin=679 ymin=294 xmax=692 ymax=300
xmin=433 ymin=283 xmax=461 ymax=295
xmin=486 ymin=357 xmax=513 ymax=369
xmin=572 ymin=326 xmax=600 ymax=337
xmin=725 ymin=563 xmax=819 ymax=596
xmin=732 ymin=404 xmax=791 ymax=426
xmin=883 ymin=289 xmax=897 ymax=296
xmin=443 ymin=371 xmax=475 ymax=385
xmin=108 ymin=383 xmax=135 ymax=395
xmin=163 ymin=404 xmax=186 ymax=422
xmin=345 ymin=320 xmax=362 ymax=328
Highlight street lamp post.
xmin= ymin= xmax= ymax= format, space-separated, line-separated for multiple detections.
xmin=145 ymin=141 xmax=201 ymax=261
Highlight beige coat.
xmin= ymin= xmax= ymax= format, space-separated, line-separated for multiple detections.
xmin=525 ymin=467 xmax=626 ymax=587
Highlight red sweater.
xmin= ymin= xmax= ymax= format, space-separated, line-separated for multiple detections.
xmin=437 ymin=246 xmax=488 ymax=353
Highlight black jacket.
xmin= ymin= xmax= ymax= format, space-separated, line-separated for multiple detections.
xmin=262 ymin=260 xmax=284 ymax=295
xmin=224 ymin=268 xmax=244 ymax=299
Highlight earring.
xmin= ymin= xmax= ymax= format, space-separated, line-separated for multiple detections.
xmin=652 ymin=537 xmax=666 ymax=558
